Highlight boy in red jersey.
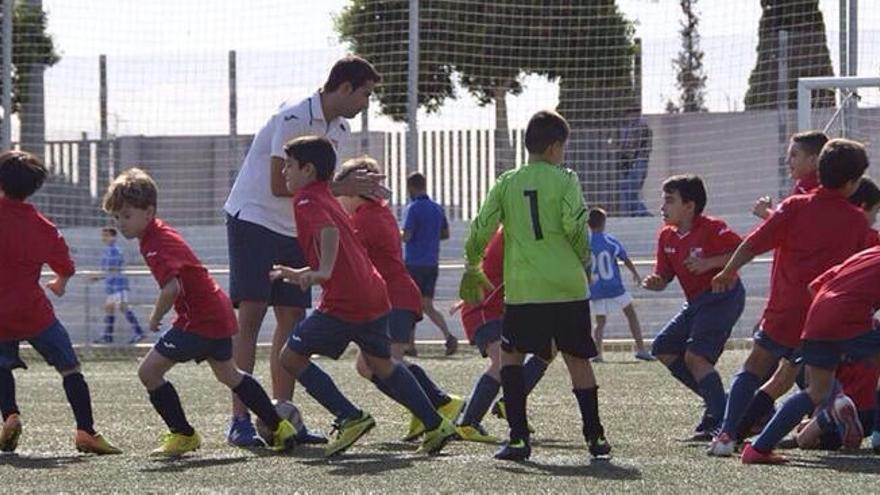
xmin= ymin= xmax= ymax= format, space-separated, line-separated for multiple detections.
xmin=711 ymin=138 xmax=873 ymax=458
xmin=336 ymin=157 xmax=465 ymax=441
xmin=643 ymin=175 xmax=745 ymax=439
xmin=0 ymin=151 xmax=120 ymax=455
xmin=752 ymin=131 xmax=828 ymax=219
xmin=741 ymin=244 xmax=880 ymax=464
xmin=272 ymin=137 xmax=456 ymax=457
xmin=103 ymin=168 xmax=296 ymax=456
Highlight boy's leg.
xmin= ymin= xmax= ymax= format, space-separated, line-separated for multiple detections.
xmin=734 ymin=359 xmax=800 ymax=441
xmin=0 ymin=342 xmax=22 ymax=453
xmin=721 ymin=337 xmax=785 ymax=437
xmin=120 ymin=300 xmax=144 ymax=340
xmin=592 ymin=313 xmax=606 ymax=361
xmin=363 ymin=352 xmax=442 ymax=431
xmin=500 ymin=349 xmax=529 ymax=442
xmin=139 ymin=341 xmax=194 ymax=436
xmin=622 ymin=303 xmax=650 ymax=357
xmin=461 ymin=339 xmax=502 ymax=427
xmin=410 ymin=265 xmax=457 ymax=354
xmin=653 ymin=307 xmax=702 ymax=396
xmin=387 ymin=310 xmax=456 ymax=409
xmin=99 ymin=300 xmax=115 ymax=343
xmin=208 ymin=358 xmax=282 ymax=435
xmin=231 ymin=300 xmax=268 ymax=418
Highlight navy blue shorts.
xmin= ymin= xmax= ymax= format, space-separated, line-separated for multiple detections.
xmin=286 ymin=311 xmax=391 ymax=360
xmin=406 ymin=264 xmax=438 ymax=298
xmin=802 ymin=328 xmax=880 ymax=370
xmin=753 ymin=329 xmax=800 ymax=362
xmin=0 ymin=320 xmax=80 ymax=372
xmin=388 ymin=309 xmax=418 ymax=344
xmin=154 ymin=328 xmax=233 ymax=363
xmin=651 ymin=280 xmax=745 ymax=364
xmin=226 ymin=213 xmax=312 ymax=308
xmin=473 ymin=319 xmax=502 ymax=358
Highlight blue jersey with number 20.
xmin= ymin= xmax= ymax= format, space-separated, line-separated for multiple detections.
xmin=590 ymin=232 xmax=627 ymax=300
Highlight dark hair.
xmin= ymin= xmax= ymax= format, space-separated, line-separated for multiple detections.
xmin=283 ymin=136 xmax=336 ymax=181
xmin=818 ymin=138 xmax=868 ymax=189
xmin=849 ymin=176 xmax=880 ymax=210
xmin=791 ymin=130 xmax=830 ymax=156
xmin=662 ymin=174 xmax=707 ymax=216
xmin=102 ymin=226 xmax=118 ymax=236
xmin=407 ymin=172 xmax=426 ymax=191
xmin=103 ymin=167 xmax=158 ymax=212
xmin=587 ymin=207 xmax=607 ymax=229
xmin=525 ymin=110 xmax=570 ymax=154
xmin=323 ymin=56 xmax=381 ymax=92
xmin=0 ymin=150 xmax=47 ymax=200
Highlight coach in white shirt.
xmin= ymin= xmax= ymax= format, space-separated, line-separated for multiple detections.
xmin=224 ymin=56 xmax=381 ymax=446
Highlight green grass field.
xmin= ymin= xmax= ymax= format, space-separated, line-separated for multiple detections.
xmin=1 ymin=348 xmax=878 ymax=493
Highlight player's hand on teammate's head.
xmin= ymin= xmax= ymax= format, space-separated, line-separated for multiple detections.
xmin=752 ymin=196 xmax=772 ymax=219
xmin=641 ymin=273 xmax=666 ymax=291
xmin=334 ymin=168 xmax=391 ymax=199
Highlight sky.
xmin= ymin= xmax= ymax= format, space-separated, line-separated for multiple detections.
xmin=27 ymin=0 xmax=880 ymax=140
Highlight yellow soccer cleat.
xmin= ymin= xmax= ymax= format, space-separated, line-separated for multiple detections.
xmin=325 ymin=412 xmax=375 ymax=457
xmin=75 ymin=430 xmax=122 ymax=455
xmin=417 ymin=418 xmax=457 ymax=455
xmin=0 ymin=413 xmax=22 ymax=453
xmin=491 ymin=399 xmax=535 ymax=434
xmin=402 ymin=413 xmax=425 ymax=442
xmin=456 ymin=423 xmax=500 ymax=444
xmin=271 ymin=419 xmax=297 ymax=452
xmin=438 ymin=395 xmax=466 ymax=423
xmin=150 ymin=431 xmax=202 ymax=457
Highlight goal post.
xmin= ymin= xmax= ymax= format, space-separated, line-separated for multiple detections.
xmin=797 ymin=76 xmax=880 ymax=134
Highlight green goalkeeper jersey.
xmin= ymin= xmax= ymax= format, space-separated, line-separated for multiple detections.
xmin=464 ymin=160 xmax=590 ymax=304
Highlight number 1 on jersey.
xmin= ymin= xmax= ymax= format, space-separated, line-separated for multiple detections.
xmin=524 ymin=190 xmax=543 ymax=240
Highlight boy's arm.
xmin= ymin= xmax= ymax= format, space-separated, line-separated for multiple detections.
xmin=642 ymin=233 xmax=672 ymax=291
xmin=44 ymin=226 xmax=76 ymax=297
xmin=560 ymin=173 xmax=590 ymax=265
xmin=149 ymin=278 xmax=180 ymax=332
xmin=711 ymin=242 xmax=755 ymax=292
xmin=622 ymin=256 xmax=641 ymax=284
xmin=464 ymin=179 xmax=505 ymax=267
xmin=271 ymin=226 xmax=339 ymax=290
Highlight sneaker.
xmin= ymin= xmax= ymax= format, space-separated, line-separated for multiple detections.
xmin=438 ymin=395 xmax=466 ymax=424
xmin=740 ymin=442 xmax=786 ymax=465
xmin=75 ymin=430 xmax=122 ymax=455
xmin=689 ymin=411 xmax=716 ymax=441
xmin=93 ymin=334 xmax=113 ymax=344
xmin=634 ymin=350 xmax=656 ymax=361
xmin=494 ymin=438 xmax=531 ymax=461
xmin=0 ymin=413 xmax=22 ymax=453
xmin=417 ymin=418 xmax=456 ymax=455
xmin=456 ymin=423 xmax=499 ymax=444
xmin=295 ymin=426 xmax=328 ymax=445
xmin=707 ymin=432 xmax=736 ymax=457
xmin=871 ymin=430 xmax=880 ymax=454
xmin=444 ymin=335 xmax=459 ymax=356
xmin=151 ymin=431 xmax=202 ymax=457
xmin=325 ymin=412 xmax=375 ymax=457
xmin=491 ymin=400 xmax=535 ymax=434
xmin=831 ymin=394 xmax=863 ymax=450
xmin=270 ymin=419 xmax=297 ymax=451
xmin=128 ymin=332 xmax=146 ymax=345
xmin=591 ymin=356 xmax=605 ymax=364
xmin=588 ymin=435 xmax=612 ymax=458
xmin=226 ymin=416 xmax=267 ymax=448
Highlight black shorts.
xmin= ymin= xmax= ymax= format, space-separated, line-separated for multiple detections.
xmin=502 ymin=300 xmax=597 ymax=361
xmin=406 ymin=264 xmax=438 ymax=298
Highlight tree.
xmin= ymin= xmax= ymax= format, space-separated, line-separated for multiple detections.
xmin=0 ymin=1 xmax=59 ymax=155
xmin=744 ymin=0 xmax=834 ymax=110
xmin=672 ymin=0 xmax=707 ymax=113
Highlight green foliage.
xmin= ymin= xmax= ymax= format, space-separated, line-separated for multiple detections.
xmin=672 ymin=0 xmax=706 ymax=113
xmin=0 ymin=1 xmax=60 ymax=116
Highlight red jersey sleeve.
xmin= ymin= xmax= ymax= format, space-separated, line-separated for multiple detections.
xmin=294 ymin=195 xmax=336 ymax=239
xmin=745 ymin=198 xmax=796 ymax=255
xmin=809 ymin=262 xmax=842 ymax=294
xmin=145 ymin=239 xmax=183 ymax=288
xmin=42 ymin=222 xmax=75 ymax=277
xmin=654 ymin=230 xmax=675 ymax=282
xmin=708 ymin=220 xmax=742 ymax=255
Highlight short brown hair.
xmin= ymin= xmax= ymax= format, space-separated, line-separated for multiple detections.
xmin=818 ymin=138 xmax=868 ymax=189
xmin=525 ymin=110 xmax=570 ymax=154
xmin=850 ymin=176 xmax=880 ymax=210
xmin=662 ymin=174 xmax=707 ymax=216
xmin=588 ymin=207 xmax=607 ymax=229
xmin=103 ymin=167 xmax=158 ymax=212
xmin=0 ymin=150 xmax=46 ymax=199
xmin=324 ymin=56 xmax=381 ymax=92
xmin=337 ymin=156 xmax=382 ymax=181
xmin=284 ymin=136 xmax=337 ymax=181
xmin=791 ymin=130 xmax=829 ymax=156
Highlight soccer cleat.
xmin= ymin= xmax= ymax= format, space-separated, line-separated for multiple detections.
xmin=325 ymin=412 xmax=375 ymax=457
xmin=871 ymin=430 xmax=880 ymax=454
xmin=75 ymin=430 xmax=122 ymax=455
xmin=494 ymin=438 xmax=531 ymax=461
xmin=491 ymin=399 xmax=536 ymax=434
xmin=226 ymin=415 xmax=267 ymax=448
xmin=707 ymin=432 xmax=736 ymax=457
xmin=151 ymin=431 xmax=202 ymax=457
xmin=438 ymin=395 xmax=466 ymax=424
xmin=270 ymin=419 xmax=297 ymax=451
xmin=417 ymin=418 xmax=457 ymax=455
xmin=402 ymin=414 xmax=425 ymax=442
xmin=831 ymin=394 xmax=863 ymax=450
xmin=634 ymin=350 xmax=656 ymax=361
xmin=588 ymin=435 xmax=612 ymax=458
xmin=444 ymin=335 xmax=459 ymax=356
xmin=689 ymin=410 xmax=716 ymax=442
xmin=456 ymin=423 xmax=500 ymax=444
xmin=0 ymin=413 xmax=22 ymax=453
xmin=740 ymin=442 xmax=787 ymax=465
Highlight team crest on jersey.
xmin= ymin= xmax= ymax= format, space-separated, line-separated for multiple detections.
xmin=689 ymin=247 xmax=704 ymax=258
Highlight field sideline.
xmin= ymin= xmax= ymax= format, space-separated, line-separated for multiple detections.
xmin=1 ymin=349 xmax=877 ymax=493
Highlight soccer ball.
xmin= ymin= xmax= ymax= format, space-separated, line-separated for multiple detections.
xmin=256 ymin=400 xmax=304 ymax=442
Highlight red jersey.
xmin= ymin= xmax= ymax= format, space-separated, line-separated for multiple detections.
xmin=746 ymin=188 xmax=872 ymax=347
xmin=140 ymin=218 xmax=237 ymax=338
xmin=0 ymin=198 xmax=75 ymax=340
xmin=351 ymin=200 xmax=422 ymax=316
xmin=293 ymin=181 xmax=390 ymax=322
xmin=836 ymin=361 xmax=880 ymax=411
xmin=462 ymin=230 xmax=505 ymax=341
xmin=792 ymin=172 xmax=819 ymax=195
xmin=654 ymin=215 xmax=742 ymax=301
xmin=803 ymin=246 xmax=880 ymax=341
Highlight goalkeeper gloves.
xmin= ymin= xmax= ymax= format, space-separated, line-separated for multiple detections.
xmin=459 ymin=264 xmax=494 ymax=304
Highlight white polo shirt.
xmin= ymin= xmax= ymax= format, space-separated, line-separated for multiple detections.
xmin=224 ymin=91 xmax=349 ymax=237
